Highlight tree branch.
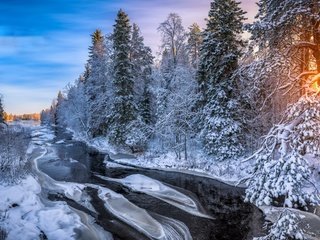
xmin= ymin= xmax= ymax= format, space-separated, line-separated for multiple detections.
xmin=292 ymin=41 xmax=318 ymax=52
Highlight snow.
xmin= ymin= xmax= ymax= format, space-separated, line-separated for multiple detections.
xmin=31 ymin=126 xmax=55 ymax=146
xmin=106 ymin=149 xmax=250 ymax=187
xmin=90 ymin=184 xmax=166 ymax=239
xmin=69 ymin=124 xmax=250 ymax=186
xmin=97 ymin=174 xmax=213 ymax=219
xmin=0 ymin=176 xmax=84 ymax=240
xmin=259 ymin=206 xmax=320 ymax=240
xmin=88 ymin=184 xmax=192 ymax=240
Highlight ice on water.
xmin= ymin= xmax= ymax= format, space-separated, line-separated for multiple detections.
xmin=97 ymin=174 xmax=213 ymax=219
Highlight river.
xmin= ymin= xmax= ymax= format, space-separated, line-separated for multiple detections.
xmin=33 ymin=126 xmax=265 ymax=240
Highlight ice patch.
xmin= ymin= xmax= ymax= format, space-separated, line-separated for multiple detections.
xmin=96 ymin=174 xmax=213 ymax=219
xmin=88 ymin=184 xmax=166 ymax=239
xmin=153 ymin=213 xmax=192 ymax=240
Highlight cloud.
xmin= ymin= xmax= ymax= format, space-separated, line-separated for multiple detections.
xmin=0 ymin=0 xmax=258 ymax=114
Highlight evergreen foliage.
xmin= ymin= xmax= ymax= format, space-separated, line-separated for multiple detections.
xmin=130 ymin=23 xmax=154 ymax=125
xmin=255 ymin=210 xmax=305 ymax=240
xmin=109 ymin=10 xmax=141 ymax=149
xmin=197 ymin=0 xmax=246 ymax=160
xmin=85 ymin=29 xmax=110 ymax=137
xmin=245 ymin=96 xmax=320 ymax=208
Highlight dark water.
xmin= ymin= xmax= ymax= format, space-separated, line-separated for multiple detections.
xmin=38 ymin=128 xmax=265 ymax=240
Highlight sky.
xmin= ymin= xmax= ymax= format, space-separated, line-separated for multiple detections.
xmin=0 ymin=0 xmax=258 ymax=114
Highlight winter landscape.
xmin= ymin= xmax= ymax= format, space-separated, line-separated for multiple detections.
xmin=1 ymin=0 xmax=320 ymax=239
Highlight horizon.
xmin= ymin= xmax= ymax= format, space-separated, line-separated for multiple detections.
xmin=0 ymin=0 xmax=257 ymax=115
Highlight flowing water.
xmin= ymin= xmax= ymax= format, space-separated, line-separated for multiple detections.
xmin=34 ymin=127 xmax=265 ymax=240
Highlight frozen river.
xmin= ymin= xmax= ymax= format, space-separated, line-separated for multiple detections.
xmin=33 ymin=126 xmax=265 ymax=240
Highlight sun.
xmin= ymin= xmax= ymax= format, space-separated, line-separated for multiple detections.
xmin=310 ymin=73 xmax=320 ymax=93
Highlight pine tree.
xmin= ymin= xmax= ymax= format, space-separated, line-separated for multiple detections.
xmin=130 ymin=23 xmax=154 ymax=125
xmin=85 ymin=29 xmax=109 ymax=137
xmin=55 ymin=91 xmax=65 ymax=124
xmin=109 ymin=9 xmax=139 ymax=148
xmin=197 ymin=0 xmax=246 ymax=160
xmin=245 ymin=96 xmax=320 ymax=208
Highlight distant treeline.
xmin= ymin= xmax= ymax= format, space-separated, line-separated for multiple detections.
xmin=4 ymin=112 xmax=40 ymax=121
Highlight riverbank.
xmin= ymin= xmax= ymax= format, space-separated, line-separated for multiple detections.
xmin=71 ymin=132 xmax=251 ymax=187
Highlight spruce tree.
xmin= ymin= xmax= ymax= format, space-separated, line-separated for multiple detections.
xmin=109 ymin=9 xmax=138 ymax=147
xmin=130 ymin=23 xmax=154 ymax=124
xmin=197 ymin=0 xmax=246 ymax=160
xmin=85 ymin=29 xmax=109 ymax=137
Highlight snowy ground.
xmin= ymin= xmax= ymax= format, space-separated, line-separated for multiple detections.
xmin=0 ymin=175 xmax=85 ymax=240
xmin=11 ymin=124 xmax=317 ymax=239
xmin=260 ymin=206 xmax=320 ymax=240
xmin=76 ymin=135 xmax=251 ymax=186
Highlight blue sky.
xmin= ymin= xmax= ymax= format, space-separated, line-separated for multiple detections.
xmin=0 ymin=0 xmax=257 ymax=114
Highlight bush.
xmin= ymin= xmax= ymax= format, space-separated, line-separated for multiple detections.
xmin=0 ymin=124 xmax=31 ymax=183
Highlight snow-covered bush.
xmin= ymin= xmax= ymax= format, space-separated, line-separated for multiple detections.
xmin=0 ymin=125 xmax=31 ymax=183
xmin=255 ymin=210 xmax=305 ymax=240
xmin=245 ymin=96 xmax=320 ymax=208
xmin=125 ymin=119 xmax=150 ymax=152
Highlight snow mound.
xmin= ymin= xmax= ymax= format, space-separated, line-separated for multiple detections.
xmin=0 ymin=176 xmax=84 ymax=240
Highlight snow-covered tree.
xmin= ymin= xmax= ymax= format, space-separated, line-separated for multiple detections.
xmin=245 ymin=95 xmax=320 ymax=208
xmin=130 ymin=23 xmax=154 ymax=125
xmin=197 ymin=0 xmax=247 ymax=160
xmin=0 ymin=125 xmax=31 ymax=182
xmin=241 ymin=0 xmax=320 ymax=138
xmin=57 ymin=77 xmax=89 ymax=136
xmin=85 ymin=29 xmax=110 ymax=137
xmin=152 ymin=13 xmax=198 ymax=160
xmin=158 ymin=13 xmax=187 ymax=66
xmin=55 ymin=91 xmax=65 ymax=126
xmin=153 ymin=66 xmax=197 ymax=160
xmin=40 ymin=109 xmax=51 ymax=125
xmin=109 ymin=10 xmax=146 ymax=150
xmin=255 ymin=209 xmax=305 ymax=240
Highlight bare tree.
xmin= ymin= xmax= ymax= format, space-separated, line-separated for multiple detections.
xmin=158 ymin=13 xmax=187 ymax=66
